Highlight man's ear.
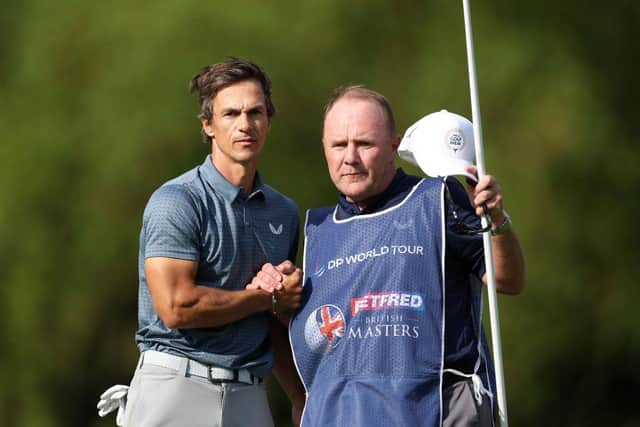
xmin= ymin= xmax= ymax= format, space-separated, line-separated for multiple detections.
xmin=201 ymin=119 xmax=215 ymax=139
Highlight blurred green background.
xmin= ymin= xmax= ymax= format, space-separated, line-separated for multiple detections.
xmin=1 ymin=0 xmax=639 ymax=426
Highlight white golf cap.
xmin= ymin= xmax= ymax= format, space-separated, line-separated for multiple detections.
xmin=399 ymin=110 xmax=477 ymax=181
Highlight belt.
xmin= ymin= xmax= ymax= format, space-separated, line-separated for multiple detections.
xmin=142 ymin=350 xmax=263 ymax=385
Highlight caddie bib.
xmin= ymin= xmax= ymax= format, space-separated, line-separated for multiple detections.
xmin=290 ymin=178 xmax=448 ymax=427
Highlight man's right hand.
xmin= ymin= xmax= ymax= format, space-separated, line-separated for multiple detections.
xmin=246 ymin=260 xmax=303 ymax=313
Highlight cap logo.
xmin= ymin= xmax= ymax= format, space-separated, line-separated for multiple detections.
xmin=446 ymin=129 xmax=465 ymax=153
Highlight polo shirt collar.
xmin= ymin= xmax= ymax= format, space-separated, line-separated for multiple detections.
xmin=199 ymin=155 xmax=265 ymax=202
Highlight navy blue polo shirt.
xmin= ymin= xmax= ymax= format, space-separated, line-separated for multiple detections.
xmin=336 ymin=168 xmax=486 ymax=371
xmin=135 ymin=155 xmax=299 ymax=377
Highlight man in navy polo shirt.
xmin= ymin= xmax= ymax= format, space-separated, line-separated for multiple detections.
xmin=99 ymin=59 xmax=305 ymax=427
xmin=283 ymin=86 xmax=526 ymax=426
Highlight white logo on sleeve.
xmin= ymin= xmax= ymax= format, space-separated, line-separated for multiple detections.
xmin=269 ymin=223 xmax=283 ymax=235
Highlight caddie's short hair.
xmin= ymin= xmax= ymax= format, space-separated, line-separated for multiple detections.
xmin=323 ymin=85 xmax=397 ymax=136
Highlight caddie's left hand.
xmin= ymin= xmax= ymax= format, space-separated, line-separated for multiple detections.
xmin=464 ymin=165 xmax=506 ymax=226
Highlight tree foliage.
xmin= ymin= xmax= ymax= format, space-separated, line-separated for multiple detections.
xmin=1 ymin=1 xmax=638 ymax=426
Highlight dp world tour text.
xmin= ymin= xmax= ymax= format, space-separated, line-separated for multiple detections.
xmin=327 ymin=245 xmax=424 ymax=270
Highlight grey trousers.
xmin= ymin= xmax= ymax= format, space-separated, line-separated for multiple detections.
xmin=443 ymin=378 xmax=495 ymax=427
xmin=122 ymin=356 xmax=274 ymax=427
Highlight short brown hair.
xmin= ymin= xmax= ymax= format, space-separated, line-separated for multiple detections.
xmin=190 ymin=58 xmax=275 ymax=142
xmin=323 ymin=85 xmax=397 ymax=136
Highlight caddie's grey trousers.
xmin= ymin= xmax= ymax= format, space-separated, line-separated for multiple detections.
xmin=122 ymin=355 xmax=274 ymax=427
xmin=443 ymin=378 xmax=495 ymax=427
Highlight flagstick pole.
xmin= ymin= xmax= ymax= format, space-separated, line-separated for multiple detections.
xmin=461 ymin=1 xmax=509 ymax=425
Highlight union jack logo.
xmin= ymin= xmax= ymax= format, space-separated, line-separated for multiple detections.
xmin=304 ymin=304 xmax=345 ymax=353
xmin=318 ymin=306 xmax=344 ymax=342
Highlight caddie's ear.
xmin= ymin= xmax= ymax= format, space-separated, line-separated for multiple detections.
xmin=390 ymin=135 xmax=401 ymax=153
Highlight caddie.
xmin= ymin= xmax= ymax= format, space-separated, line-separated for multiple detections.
xmin=287 ymin=86 xmax=526 ymax=426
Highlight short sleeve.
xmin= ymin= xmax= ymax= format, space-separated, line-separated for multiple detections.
xmin=142 ymin=185 xmax=201 ymax=261
xmin=444 ymin=177 xmax=486 ymax=278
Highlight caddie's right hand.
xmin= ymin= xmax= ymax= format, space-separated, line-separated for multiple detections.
xmin=274 ymin=260 xmax=303 ymax=313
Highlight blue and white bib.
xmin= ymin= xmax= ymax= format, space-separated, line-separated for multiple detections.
xmin=290 ymin=178 xmax=450 ymax=427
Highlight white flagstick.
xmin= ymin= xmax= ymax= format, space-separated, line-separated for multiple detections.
xmin=462 ymin=1 xmax=509 ymax=426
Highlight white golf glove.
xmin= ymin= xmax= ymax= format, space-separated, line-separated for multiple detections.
xmin=97 ymin=384 xmax=129 ymax=426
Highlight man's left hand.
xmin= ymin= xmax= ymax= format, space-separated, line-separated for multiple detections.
xmin=464 ymin=165 xmax=506 ymax=226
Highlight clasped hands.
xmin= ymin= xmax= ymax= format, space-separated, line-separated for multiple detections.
xmin=246 ymin=260 xmax=303 ymax=316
